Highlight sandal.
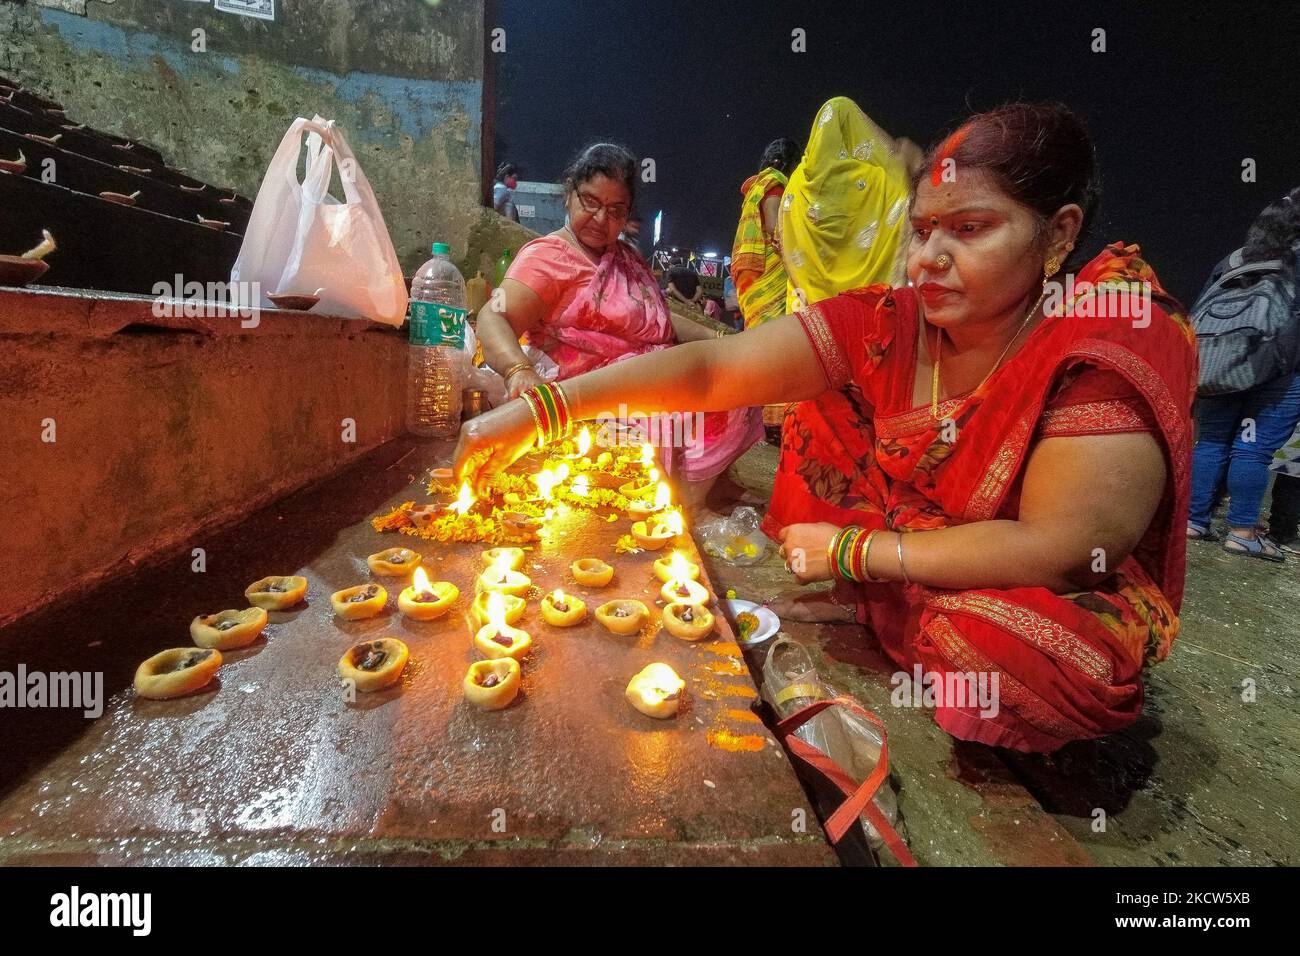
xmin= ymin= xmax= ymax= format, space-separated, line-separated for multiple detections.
xmin=1186 ymin=521 xmax=1215 ymax=541
xmin=1223 ymin=532 xmax=1286 ymax=563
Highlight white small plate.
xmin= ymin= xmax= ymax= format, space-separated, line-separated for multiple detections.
xmin=721 ymin=599 xmax=780 ymax=646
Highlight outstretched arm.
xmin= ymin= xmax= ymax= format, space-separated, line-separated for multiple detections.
xmin=454 ymin=312 xmax=826 ymax=492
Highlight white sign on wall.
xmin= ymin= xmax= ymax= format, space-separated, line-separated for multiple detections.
xmin=517 ymin=205 xmax=536 ymax=219
xmin=214 ymin=0 xmax=275 ymax=20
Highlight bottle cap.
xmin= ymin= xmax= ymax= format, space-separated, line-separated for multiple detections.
xmin=432 ymin=242 xmax=450 ymax=255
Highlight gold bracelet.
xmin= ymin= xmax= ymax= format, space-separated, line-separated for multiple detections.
xmin=503 ymin=361 xmax=532 ymax=382
xmin=520 ymin=390 xmax=546 ymax=447
xmin=861 ymin=529 xmax=880 ymax=583
xmin=896 ymin=532 xmax=911 ymax=586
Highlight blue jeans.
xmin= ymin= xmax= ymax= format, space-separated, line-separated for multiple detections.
xmin=1189 ymin=373 xmax=1300 ymax=529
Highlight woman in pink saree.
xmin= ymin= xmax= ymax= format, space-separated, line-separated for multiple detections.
xmin=476 ymin=143 xmax=763 ymax=513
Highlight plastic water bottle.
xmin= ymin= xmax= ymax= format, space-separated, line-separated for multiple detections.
xmin=494 ymin=247 xmax=513 ymax=287
xmin=406 ymin=242 xmax=468 ymax=438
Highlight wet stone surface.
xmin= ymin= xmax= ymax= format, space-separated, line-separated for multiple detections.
xmin=0 ymin=437 xmax=834 ymax=866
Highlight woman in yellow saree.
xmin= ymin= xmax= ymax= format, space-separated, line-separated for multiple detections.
xmin=731 ymin=138 xmax=800 ymax=329
xmin=779 ymin=96 xmax=919 ymax=311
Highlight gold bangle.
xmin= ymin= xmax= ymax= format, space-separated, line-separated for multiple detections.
xmin=503 ymin=361 xmax=532 ymax=381
xmin=896 ymin=532 xmax=911 ymax=586
xmin=861 ymin=529 xmax=880 ymax=583
xmin=520 ymin=391 xmax=546 ymax=447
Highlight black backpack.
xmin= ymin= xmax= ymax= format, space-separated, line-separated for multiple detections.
xmin=1192 ymin=247 xmax=1299 ymax=396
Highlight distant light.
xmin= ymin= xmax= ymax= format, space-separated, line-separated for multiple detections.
xmin=653 ymin=210 xmax=662 ymax=246
xmin=702 ymin=251 xmax=717 ymax=258
xmin=671 ymin=247 xmax=678 ymax=252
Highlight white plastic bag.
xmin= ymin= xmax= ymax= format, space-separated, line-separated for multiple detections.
xmin=231 ymin=115 xmax=408 ymax=325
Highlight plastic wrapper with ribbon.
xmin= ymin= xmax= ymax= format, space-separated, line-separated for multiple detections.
xmin=762 ymin=636 xmax=915 ymax=865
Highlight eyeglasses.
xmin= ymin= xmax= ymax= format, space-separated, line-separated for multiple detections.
xmin=574 ymin=189 xmax=629 ymax=222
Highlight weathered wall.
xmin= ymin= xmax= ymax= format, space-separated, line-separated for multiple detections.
xmin=0 ymin=0 xmax=486 ymax=270
xmin=0 ymin=288 xmax=408 ymax=629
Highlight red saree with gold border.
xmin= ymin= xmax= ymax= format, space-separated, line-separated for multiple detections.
xmin=760 ymin=243 xmax=1197 ymax=752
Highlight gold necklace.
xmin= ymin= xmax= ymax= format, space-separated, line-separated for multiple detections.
xmin=930 ymin=284 xmax=1049 ymax=421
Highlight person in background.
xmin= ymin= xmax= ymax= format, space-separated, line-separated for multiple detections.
xmin=731 ymin=137 xmax=801 ymax=329
xmin=1268 ymin=433 xmax=1300 ymax=552
xmin=620 ymin=212 xmax=643 ymax=252
xmin=456 ymin=104 xmax=1197 ymax=753
xmin=1187 ymin=187 xmax=1300 ymax=560
xmin=493 ymin=163 xmax=520 ymax=222
xmin=665 ymin=262 xmax=705 ymax=309
xmin=473 ymin=142 xmax=763 ymax=518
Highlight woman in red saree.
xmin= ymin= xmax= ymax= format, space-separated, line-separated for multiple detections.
xmin=455 ymin=105 xmax=1197 ymax=753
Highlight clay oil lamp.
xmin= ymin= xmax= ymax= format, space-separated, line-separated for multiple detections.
xmin=24 ymin=132 xmax=61 ymax=147
xmin=595 ymin=599 xmax=649 ymax=636
xmin=473 ymin=590 xmax=525 ymax=627
xmin=478 ymin=550 xmax=531 ymax=597
xmin=540 ymin=587 xmax=587 ymax=627
xmin=631 ymin=507 xmax=683 ymax=551
xmin=245 ymin=574 xmax=308 ymax=610
xmin=463 ymin=658 xmax=521 ymax=710
xmin=481 ymin=547 xmax=525 ymax=572
xmin=628 ymin=481 xmax=672 ymax=521
xmin=662 ymin=602 xmax=715 ymax=642
xmin=330 ymin=583 xmax=387 ymax=620
xmin=660 ymin=564 xmax=711 ymax=607
xmin=134 ymin=648 xmax=222 ymax=700
xmin=368 ymin=546 xmax=423 ymax=576
xmin=338 ymin=638 xmax=409 ymax=693
xmin=619 ymin=467 xmax=659 ymax=500
xmin=473 ymin=591 xmax=532 ymax=660
xmin=267 ymin=288 xmax=323 ymax=312
xmin=196 ymin=215 xmax=230 ymax=231
xmin=398 ymin=567 xmax=458 ymax=621
xmin=625 ymin=662 xmax=685 ymax=719
xmin=564 ymin=425 xmax=594 ymax=462
xmin=501 ymin=511 xmax=544 ymax=539
xmin=0 ymin=228 xmax=55 ymax=287
xmin=99 ymin=189 xmax=140 ymax=206
xmin=571 ymin=557 xmax=614 ymax=588
xmin=653 ymin=549 xmax=699 ymax=584
xmin=0 ymin=149 xmax=27 ymax=175
xmin=190 ymin=606 xmax=268 ymax=650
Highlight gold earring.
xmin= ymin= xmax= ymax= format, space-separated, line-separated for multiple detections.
xmin=1044 ymin=254 xmax=1062 ymax=278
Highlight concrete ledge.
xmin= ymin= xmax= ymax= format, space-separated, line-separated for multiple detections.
xmin=0 ymin=285 xmax=408 ymax=628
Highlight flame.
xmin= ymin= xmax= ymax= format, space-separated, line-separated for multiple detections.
xmin=536 ymin=463 xmax=570 ymax=500
xmin=660 ymin=508 xmax=684 ymax=537
xmin=639 ymin=662 xmax=684 ymax=701
xmin=449 ymin=481 xmax=475 ymax=515
xmin=556 ymin=463 xmax=570 ymax=482
xmin=571 ymin=474 xmax=590 ymax=497
xmin=577 ymin=426 xmax=592 ymax=456
xmin=641 ymin=443 xmax=655 ymax=468
xmin=485 ymin=589 xmax=507 ymax=631
xmin=653 ymin=481 xmax=672 ymax=511
xmin=553 ymin=587 xmax=567 ymax=605
xmin=668 ymin=550 xmax=693 ymax=582
xmin=412 ymin=566 xmax=432 ymax=592
xmin=647 ymin=467 xmax=659 ymax=485
xmin=486 ymin=551 xmax=511 ymax=585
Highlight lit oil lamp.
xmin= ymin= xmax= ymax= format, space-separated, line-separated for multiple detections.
xmin=595 ymin=599 xmax=649 ymax=636
xmin=338 ymin=637 xmax=409 ymax=693
xmin=566 ymin=425 xmax=593 ymax=460
xmin=625 ymin=662 xmax=685 ymax=718
xmin=474 ymin=591 xmax=533 ymax=660
xmin=473 ymin=590 xmax=526 ymax=626
xmin=331 ymin=583 xmax=388 ymax=620
xmin=481 ymin=547 xmax=526 ymax=572
xmin=398 ymin=566 xmax=459 ymax=620
xmin=660 ymin=570 xmax=711 ymax=607
xmin=571 ymin=557 xmax=614 ymax=588
xmin=463 ymin=658 xmax=521 ymax=710
xmin=541 ymin=587 xmax=587 ymax=627
xmin=367 ymin=546 xmax=423 ymax=576
xmin=662 ymin=601 xmax=715 ymax=641
xmin=640 ymin=442 xmax=656 ymax=470
xmin=478 ymin=550 xmax=531 ymax=596
xmin=534 ymin=462 xmax=570 ymax=501
xmin=619 ymin=468 xmax=660 ymax=500
xmin=448 ymin=481 xmax=476 ymax=514
xmin=653 ymin=549 xmax=700 ymax=583
xmin=628 ymin=481 xmax=672 ymax=520
xmin=570 ymin=473 xmax=591 ymax=497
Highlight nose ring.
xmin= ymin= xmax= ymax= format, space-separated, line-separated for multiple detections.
xmin=934 ymin=253 xmax=953 ymax=270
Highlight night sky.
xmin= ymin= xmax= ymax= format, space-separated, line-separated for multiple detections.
xmin=494 ymin=0 xmax=1298 ymax=305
